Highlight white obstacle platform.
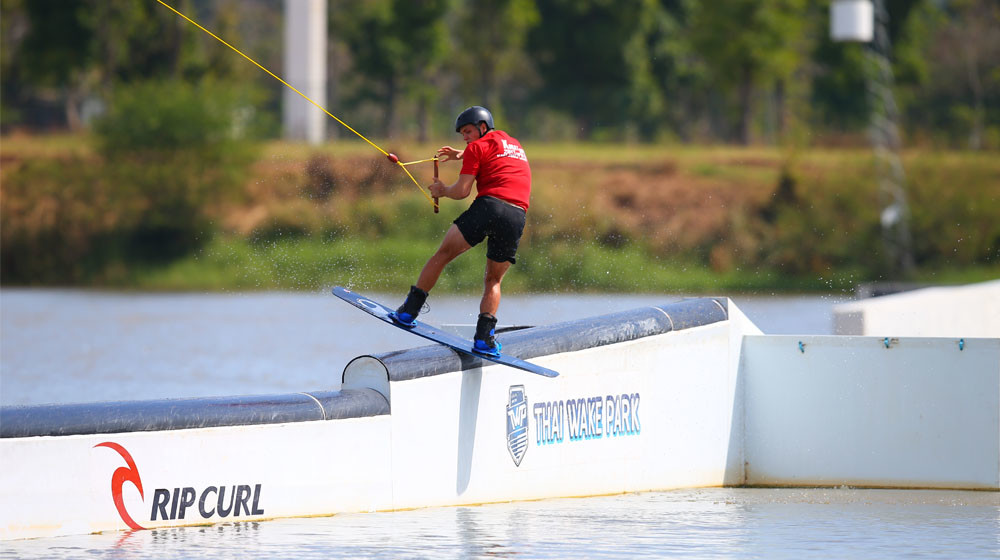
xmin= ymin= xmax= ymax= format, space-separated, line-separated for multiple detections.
xmin=833 ymin=279 xmax=1000 ymax=337
xmin=2 ymin=295 xmax=997 ymax=540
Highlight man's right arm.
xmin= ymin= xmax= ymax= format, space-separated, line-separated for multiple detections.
xmin=428 ymin=174 xmax=474 ymax=200
xmin=448 ymin=174 xmax=476 ymax=199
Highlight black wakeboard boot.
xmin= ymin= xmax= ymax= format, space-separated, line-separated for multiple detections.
xmin=391 ymin=285 xmax=428 ymax=327
xmin=472 ymin=312 xmax=502 ymax=356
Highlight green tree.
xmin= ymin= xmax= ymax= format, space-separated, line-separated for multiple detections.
xmin=687 ymin=0 xmax=809 ymax=144
xmin=5 ymin=0 xmax=96 ymax=130
xmin=450 ymin=0 xmax=540 ymax=123
xmin=626 ymin=0 xmax=711 ymax=141
xmin=807 ymin=0 xmax=937 ymax=142
xmin=332 ymin=0 xmax=449 ymax=138
xmin=910 ymin=0 xmax=999 ymax=148
xmin=526 ymin=0 xmax=652 ymax=138
xmin=1 ymin=0 xmax=261 ymax=131
xmin=808 ymin=13 xmax=870 ymax=134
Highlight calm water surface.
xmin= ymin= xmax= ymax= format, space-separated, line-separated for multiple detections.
xmin=2 ymin=290 xmax=997 ymax=558
xmin=0 ymin=289 xmax=841 ymax=406
xmin=1 ymin=489 xmax=996 ymax=559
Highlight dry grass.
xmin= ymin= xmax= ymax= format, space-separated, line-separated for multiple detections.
xmin=3 ymin=135 xmax=997 ymax=288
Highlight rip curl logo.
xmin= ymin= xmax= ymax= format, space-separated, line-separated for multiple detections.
xmin=506 ymin=385 xmax=529 ymax=466
xmin=94 ymin=442 xmax=266 ymax=529
xmin=94 ymin=442 xmax=146 ymax=530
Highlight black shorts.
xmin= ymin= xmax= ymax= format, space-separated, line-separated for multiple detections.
xmin=454 ymin=196 xmax=527 ymax=264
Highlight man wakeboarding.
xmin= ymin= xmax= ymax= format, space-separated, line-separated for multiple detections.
xmin=390 ymin=106 xmax=531 ymax=358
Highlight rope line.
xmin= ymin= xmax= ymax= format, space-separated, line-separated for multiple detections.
xmin=155 ymin=0 xmax=435 ymax=206
xmin=399 ymin=157 xmax=439 ymax=166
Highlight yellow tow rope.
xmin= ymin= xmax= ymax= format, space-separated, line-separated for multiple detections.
xmin=155 ymin=0 xmax=437 ymax=209
xmin=398 ymin=157 xmax=439 ymax=167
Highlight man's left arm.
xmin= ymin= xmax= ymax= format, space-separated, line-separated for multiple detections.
xmin=436 ymin=146 xmax=463 ymax=162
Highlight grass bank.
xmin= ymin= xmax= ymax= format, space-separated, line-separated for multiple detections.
xmin=125 ymin=235 xmax=859 ymax=294
xmin=2 ymin=135 xmax=998 ymax=294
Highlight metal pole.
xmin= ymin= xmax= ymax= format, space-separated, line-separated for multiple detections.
xmin=865 ymin=0 xmax=915 ymax=276
xmin=283 ymin=0 xmax=327 ymax=144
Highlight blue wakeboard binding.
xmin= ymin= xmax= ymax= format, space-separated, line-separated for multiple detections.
xmin=389 ymin=285 xmax=428 ymax=327
xmin=472 ymin=312 xmax=502 ymax=357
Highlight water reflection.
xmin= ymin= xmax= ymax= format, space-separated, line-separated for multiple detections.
xmin=2 ymin=489 xmax=997 ymax=559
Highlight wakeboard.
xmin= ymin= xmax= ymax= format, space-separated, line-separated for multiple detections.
xmin=332 ymin=286 xmax=559 ymax=378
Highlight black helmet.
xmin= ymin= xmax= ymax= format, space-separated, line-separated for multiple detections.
xmin=454 ymin=106 xmax=494 ymax=133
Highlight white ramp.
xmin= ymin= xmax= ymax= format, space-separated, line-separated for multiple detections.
xmin=741 ymin=335 xmax=1000 ymax=489
xmin=834 ymin=280 xmax=1000 ymax=337
xmin=2 ymin=295 xmax=997 ymax=541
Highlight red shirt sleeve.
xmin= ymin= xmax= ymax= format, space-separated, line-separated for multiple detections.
xmin=460 ymin=142 xmax=482 ymax=176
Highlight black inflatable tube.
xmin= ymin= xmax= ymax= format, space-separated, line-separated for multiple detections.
xmin=3 ymin=298 xmax=726 ymax=438
xmin=0 ymin=388 xmax=389 ymax=439
xmin=349 ymin=298 xmax=728 ymax=383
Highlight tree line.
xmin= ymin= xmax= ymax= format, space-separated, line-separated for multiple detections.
xmin=2 ymin=0 xmax=997 ymax=147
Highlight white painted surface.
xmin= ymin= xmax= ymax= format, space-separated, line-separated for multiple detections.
xmin=4 ymin=297 xmax=999 ymax=541
xmin=742 ymin=335 xmax=1000 ymax=489
xmin=283 ymin=0 xmax=326 ymax=143
xmin=723 ymin=301 xmax=764 ymax=485
xmin=831 ymin=0 xmax=874 ymax=42
xmin=833 ymin=280 xmax=1000 ymax=337
xmin=342 ymin=356 xmax=391 ymax=401
xmin=386 ymin=323 xmax=742 ymax=510
xmin=0 ymin=417 xmax=392 ymax=540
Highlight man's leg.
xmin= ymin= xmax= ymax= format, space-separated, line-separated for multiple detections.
xmin=473 ymin=258 xmax=511 ymax=354
xmin=394 ymin=225 xmax=472 ymax=325
xmin=416 ymin=224 xmax=472 ymax=292
xmin=480 ymin=257 xmax=512 ymax=315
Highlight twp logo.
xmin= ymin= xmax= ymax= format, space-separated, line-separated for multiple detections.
xmin=506 ymin=385 xmax=529 ymax=466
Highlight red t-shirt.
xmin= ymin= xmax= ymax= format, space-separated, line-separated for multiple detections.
xmin=460 ymin=130 xmax=531 ymax=210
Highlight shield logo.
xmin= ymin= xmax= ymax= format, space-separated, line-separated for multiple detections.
xmin=506 ymin=385 xmax=528 ymax=466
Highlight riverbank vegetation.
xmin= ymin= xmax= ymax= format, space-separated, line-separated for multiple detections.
xmin=2 ymin=134 xmax=997 ymax=293
xmin=2 ymin=1 xmax=997 ymax=293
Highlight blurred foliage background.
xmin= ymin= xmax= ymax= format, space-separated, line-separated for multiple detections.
xmin=0 ymin=0 xmax=997 ymax=292
xmin=4 ymin=0 xmax=998 ymax=146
